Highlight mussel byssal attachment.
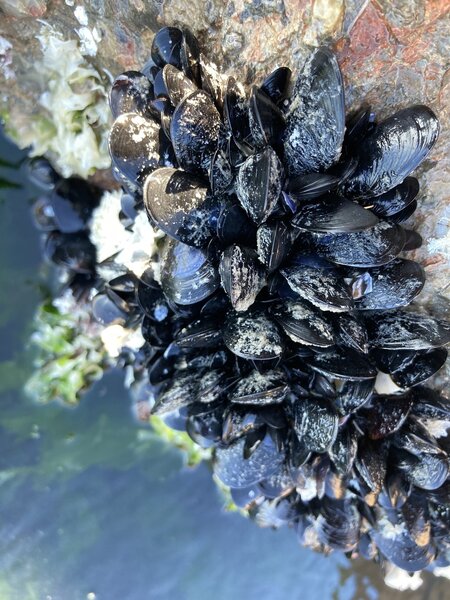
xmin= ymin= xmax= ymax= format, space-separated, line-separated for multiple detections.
xmin=105 ymin=25 xmax=450 ymax=579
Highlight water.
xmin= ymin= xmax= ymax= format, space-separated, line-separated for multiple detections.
xmin=0 ymin=133 xmax=447 ymax=599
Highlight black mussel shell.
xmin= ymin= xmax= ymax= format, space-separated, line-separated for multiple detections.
xmin=286 ymin=173 xmax=341 ymax=204
xmin=305 ymin=348 xmax=377 ymax=380
xmin=44 ymin=231 xmax=96 ymax=274
xmin=281 ymin=264 xmax=353 ymax=313
xmin=316 ymin=498 xmax=360 ymax=551
xmin=329 ymin=426 xmax=358 ymax=476
xmin=214 ymin=433 xmax=285 ymax=488
xmin=403 ymin=229 xmax=423 ymax=251
xmin=92 ymin=292 xmax=128 ymax=325
xmin=355 ymin=439 xmax=387 ymax=499
xmin=224 ymin=77 xmax=253 ymax=154
xmin=344 ymin=105 xmax=439 ymax=198
xmin=333 ymin=313 xmax=368 ymax=353
xmin=362 ymin=177 xmax=419 ymax=218
xmin=367 ymin=311 xmax=450 ymax=350
xmin=110 ymin=71 xmax=155 ymax=120
xmin=151 ymin=26 xmax=183 ymax=69
xmin=261 ymin=66 xmax=291 ymax=105
xmin=292 ymin=198 xmax=379 ymax=233
xmin=27 ymin=156 xmax=60 ymax=190
xmin=359 ymin=394 xmax=414 ymax=439
xmin=248 ymin=86 xmax=285 ymax=148
xmin=48 ymin=177 xmax=100 ymax=233
xmin=175 ymin=317 xmax=222 ymax=348
xmin=219 ymin=244 xmax=266 ymax=312
xmin=217 ymin=202 xmax=256 ymax=246
xmin=144 ymin=167 xmax=215 ymax=247
xmin=223 ymin=310 xmax=284 ymax=360
xmin=161 ymin=64 xmax=197 ymax=106
xmin=333 ymin=379 xmax=374 ymax=416
xmin=343 ymin=105 xmax=376 ymax=151
xmin=170 ymin=90 xmax=221 ymax=176
xmin=230 ymin=369 xmax=289 ymax=406
xmin=371 ymin=511 xmax=435 ymax=571
xmin=293 ymin=397 xmax=338 ymax=454
xmin=351 ymin=259 xmax=425 ymax=310
xmin=209 ymin=145 xmax=233 ymax=195
xmin=311 ymin=221 xmax=406 ymax=267
xmin=152 ymin=372 xmax=198 ymax=415
xmin=410 ymin=387 xmax=450 ymax=421
xmin=180 ymin=27 xmax=201 ymax=87
xmin=284 ymin=47 xmax=345 ymax=176
xmin=371 ymin=347 xmax=448 ymax=388
xmin=257 ymin=221 xmax=291 ymax=272
xmin=395 ymin=448 xmax=449 ymax=491
xmin=236 ymin=147 xmax=284 ymax=225
xmin=160 ymin=238 xmax=219 ymax=305
xmin=109 ymin=112 xmax=160 ymax=184
xmin=271 ymin=299 xmax=335 ymax=347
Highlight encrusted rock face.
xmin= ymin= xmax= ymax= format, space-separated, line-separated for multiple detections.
xmin=0 ymin=1 xmax=448 ymax=319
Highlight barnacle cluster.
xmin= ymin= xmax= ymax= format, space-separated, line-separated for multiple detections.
xmin=37 ymin=26 xmax=450 ymax=579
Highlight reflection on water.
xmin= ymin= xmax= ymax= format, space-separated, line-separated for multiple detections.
xmin=0 ymin=133 xmax=448 ymax=600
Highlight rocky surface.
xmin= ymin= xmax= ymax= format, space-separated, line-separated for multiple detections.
xmin=0 ymin=1 xmax=448 ymax=313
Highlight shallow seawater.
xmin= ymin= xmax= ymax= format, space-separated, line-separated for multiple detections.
xmin=0 ymin=133 xmax=448 ymax=600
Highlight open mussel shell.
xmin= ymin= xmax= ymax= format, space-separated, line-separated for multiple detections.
xmin=248 ymin=85 xmax=285 ymax=148
xmin=219 ymin=245 xmax=266 ymax=312
xmin=344 ymin=105 xmax=439 ymax=198
xmin=271 ymin=299 xmax=335 ymax=347
xmin=230 ymin=369 xmax=288 ymax=406
xmin=161 ymin=64 xmax=197 ymax=106
xmin=160 ymin=238 xmax=220 ymax=305
xmin=361 ymin=177 xmax=419 ymax=218
xmin=351 ymin=258 xmax=425 ymax=310
xmin=371 ymin=347 xmax=448 ymax=388
xmin=109 ymin=112 xmax=160 ymax=184
xmin=223 ymin=310 xmax=284 ymax=360
xmin=293 ymin=397 xmax=338 ymax=454
xmin=292 ymin=198 xmax=379 ymax=233
xmin=305 ymin=348 xmax=377 ymax=380
xmin=109 ymin=71 xmax=155 ymax=120
xmin=261 ymin=66 xmax=291 ymax=105
xmin=281 ymin=264 xmax=353 ymax=312
xmin=143 ymin=167 xmax=214 ymax=247
xmin=367 ymin=311 xmax=450 ymax=350
xmin=311 ymin=221 xmax=406 ymax=267
xmin=151 ymin=26 xmax=183 ymax=69
xmin=236 ymin=147 xmax=284 ymax=225
xmin=256 ymin=221 xmax=291 ymax=273
xmin=371 ymin=511 xmax=435 ymax=571
xmin=316 ymin=498 xmax=360 ymax=552
xmin=170 ymin=90 xmax=221 ymax=176
xmin=214 ymin=432 xmax=285 ymax=488
xmin=284 ymin=47 xmax=345 ymax=177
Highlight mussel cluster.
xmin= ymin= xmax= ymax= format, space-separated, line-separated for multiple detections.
xmin=104 ymin=27 xmax=450 ymax=575
xmin=29 ymin=157 xmax=100 ymax=300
